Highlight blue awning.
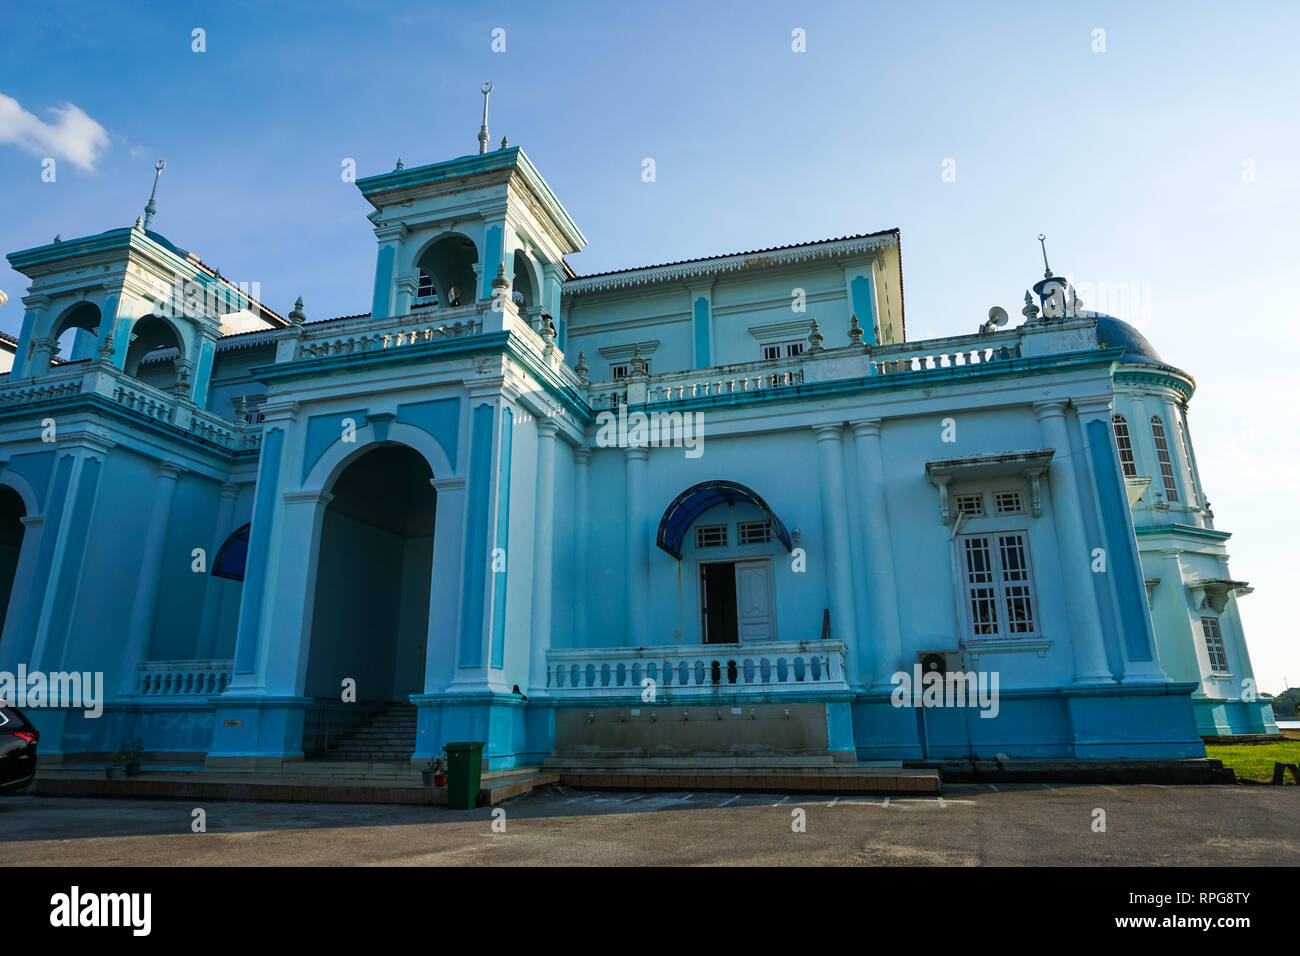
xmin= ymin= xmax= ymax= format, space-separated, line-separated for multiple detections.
xmin=656 ymin=480 xmax=793 ymax=559
xmin=212 ymin=523 xmax=250 ymax=581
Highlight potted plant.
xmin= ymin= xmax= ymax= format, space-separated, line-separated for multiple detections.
xmin=422 ymin=753 xmax=447 ymax=787
xmin=120 ymin=738 xmax=144 ymax=777
xmin=106 ymin=749 xmax=125 ymax=779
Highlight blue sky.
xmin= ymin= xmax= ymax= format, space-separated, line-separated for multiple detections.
xmin=1 ymin=0 xmax=1297 ymax=692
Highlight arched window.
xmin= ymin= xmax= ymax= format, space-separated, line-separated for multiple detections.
xmin=1150 ymin=416 xmax=1180 ymax=503
xmin=1111 ymin=414 xmax=1138 ymax=478
xmin=212 ymin=523 xmax=251 ymax=581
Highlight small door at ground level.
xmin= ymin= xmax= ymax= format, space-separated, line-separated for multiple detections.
xmin=735 ymin=559 xmax=775 ymax=642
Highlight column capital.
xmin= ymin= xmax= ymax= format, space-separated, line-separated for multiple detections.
xmin=430 ymin=476 xmax=467 ymax=492
xmin=536 ymin=418 xmax=560 ymax=439
xmin=573 ymin=446 xmax=592 ymax=466
xmin=1032 ymin=399 xmax=1068 ymax=420
xmin=848 ymin=418 xmax=883 ymax=438
xmin=812 ymin=422 xmax=844 ymax=442
xmin=156 ymin=461 xmax=186 ymax=481
xmin=219 ymin=482 xmax=242 ymax=500
xmin=259 ymin=400 xmax=300 ymax=424
xmin=21 ymin=293 xmax=52 ymax=311
xmin=624 ymin=446 xmax=649 ymax=462
xmin=1072 ymin=395 xmax=1114 ymax=421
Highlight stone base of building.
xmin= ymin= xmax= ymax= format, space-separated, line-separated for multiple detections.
xmin=1192 ymin=696 xmax=1279 ymax=737
xmin=853 ymin=682 xmax=1205 ymax=760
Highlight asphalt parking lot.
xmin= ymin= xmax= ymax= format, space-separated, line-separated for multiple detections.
xmin=1 ymin=783 xmax=1296 ymax=866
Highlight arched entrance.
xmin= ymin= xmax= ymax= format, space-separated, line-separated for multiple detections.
xmin=302 ymin=444 xmax=436 ymax=759
xmin=0 ymin=486 xmax=26 ymax=639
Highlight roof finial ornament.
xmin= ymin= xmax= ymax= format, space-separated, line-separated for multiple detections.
xmin=1022 ymin=290 xmax=1040 ymax=322
xmin=289 ymin=296 xmax=306 ymax=325
xmin=477 ymin=82 xmax=493 ymax=155
xmin=395 ymin=157 xmax=404 ymax=170
xmin=143 ymin=158 xmax=165 ymax=232
xmin=1037 ymin=233 xmax=1052 ymax=278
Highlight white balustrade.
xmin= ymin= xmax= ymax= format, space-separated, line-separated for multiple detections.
xmin=869 ymin=333 xmax=1022 ymax=375
xmin=136 ymin=659 xmax=233 ymax=697
xmin=298 ymin=309 xmax=483 ymax=359
xmin=545 ymin=641 xmax=849 ymax=699
xmin=112 ymin=378 xmax=176 ymax=423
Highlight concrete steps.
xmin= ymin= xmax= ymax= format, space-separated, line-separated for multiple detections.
xmin=321 ymin=702 xmax=417 ymax=762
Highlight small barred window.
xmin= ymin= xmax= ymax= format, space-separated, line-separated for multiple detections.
xmin=695 ymin=524 xmax=727 ymax=548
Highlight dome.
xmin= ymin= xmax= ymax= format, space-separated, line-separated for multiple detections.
xmin=1094 ymin=314 xmax=1165 ymax=366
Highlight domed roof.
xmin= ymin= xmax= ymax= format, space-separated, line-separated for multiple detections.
xmin=1095 ymin=314 xmax=1165 ymax=366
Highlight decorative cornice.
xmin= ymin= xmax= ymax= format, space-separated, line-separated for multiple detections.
xmin=563 ymin=234 xmax=896 ymax=296
xmin=749 ymin=319 xmax=819 ymax=343
xmin=597 ymin=340 xmax=659 ymax=361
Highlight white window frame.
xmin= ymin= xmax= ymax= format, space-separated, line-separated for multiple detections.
xmin=695 ymin=524 xmax=727 ymax=548
xmin=956 ymin=531 xmax=1041 ymax=639
xmin=1112 ymin=414 xmax=1138 ymax=478
xmin=1200 ymin=616 xmax=1230 ymax=674
xmin=1150 ymin=415 xmax=1180 ymax=503
xmin=415 ymin=269 xmax=437 ymax=302
xmin=609 ymin=359 xmax=650 ymax=380
xmin=993 ymin=490 xmax=1024 ymax=515
xmin=737 ymin=520 xmax=772 ymax=545
xmin=762 ymin=340 xmax=805 ymax=361
xmin=955 ymin=493 xmax=985 ymax=517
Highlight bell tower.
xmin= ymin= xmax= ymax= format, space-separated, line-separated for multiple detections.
xmin=356 ymin=84 xmax=586 ymax=341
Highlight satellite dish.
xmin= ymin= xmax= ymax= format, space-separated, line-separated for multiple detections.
xmin=987 ymin=306 xmax=1009 ymax=327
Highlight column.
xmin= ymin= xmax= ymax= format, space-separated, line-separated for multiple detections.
xmin=119 ymin=462 xmax=185 ymax=683
xmin=424 ymin=476 xmax=467 ymax=693
xmin=850 ymin=419 xmax=902 ymax=685
xmin=189 ymin=326 xmax=220 ymax=408
xmin=625 ymin=447 xmax=649 ymax=646
xmin=1159 ymin=393 xmax=1196 ymax=510
xmin=262 ymin=489 xmax=336 ymax=695
xmin=1077 ymin=397 xmax=1164 ymax=680
xmin=29 ymin=440 xmax=113 ymax=670
xmin=1126 ymin=392 xmax=1163 ymax=502
xmin=812 ymin=424 xmax=857 ymax=645
xmin=572 ymin=447 xmax=591 ymax=648
xmin=11 ymin=294 xmax=50 ymax=378
xmin=1034 ymin=401 xmax=1113 ymax=683
xmin=370 ymin=224 xmax=406 ymax=320
xmin=528 ymin=420 xmax=559 ymax=692
xmin=195 ymin=482 xmax=241 ymax=660
xmin=229 ymin=414 xmax=292 ymax=687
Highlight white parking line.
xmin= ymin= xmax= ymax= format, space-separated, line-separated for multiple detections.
xmin=717 ymin=795 xmax=741 ymax=807
xmin=771 ymin=796 xmax=790 ymax=806
xmin=825 ymin=797 xmax=840 ymax=807
xmin=678 ymin=793 xmax=693 ymax=801
xmin=987 ymin=784 xmax=1000 ymax=792
xmin=882 ymin=797 xmax=890 ymax=808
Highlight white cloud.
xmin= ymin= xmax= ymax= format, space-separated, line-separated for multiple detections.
xmin=0 ymin=93 xmax=109 ymax=171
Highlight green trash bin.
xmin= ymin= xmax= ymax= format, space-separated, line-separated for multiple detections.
xmin=443 ymin=741 xmax=485 ymax=809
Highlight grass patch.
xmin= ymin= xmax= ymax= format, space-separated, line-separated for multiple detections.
xmin=1206 ymin=740 xmax=1300 ymax=783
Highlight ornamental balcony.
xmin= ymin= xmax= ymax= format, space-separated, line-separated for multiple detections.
xmin=0 ymin=361 xmax=260 ymax=451
xmin=544 ymin=640 xmax=850 ymax=701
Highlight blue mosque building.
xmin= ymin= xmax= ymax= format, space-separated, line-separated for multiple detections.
xmin=0 ymin=113 xmax=1277 ymax=773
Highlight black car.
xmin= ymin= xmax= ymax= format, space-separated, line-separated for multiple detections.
xmin=0 ymin=706 xmax=38 ymax=792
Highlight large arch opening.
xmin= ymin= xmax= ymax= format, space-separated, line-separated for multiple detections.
xmin=303 ymin=444 xmax=436 ymax=759
xmin=415 ymin=234 xmax=478 ymax=309
xmin=52 ymin=302 xmax=101 ymax=366
xmin=0 ymin=486 xmax=26 ymax=639
xmin=125 ymin=315 xmax=184 ymax=390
